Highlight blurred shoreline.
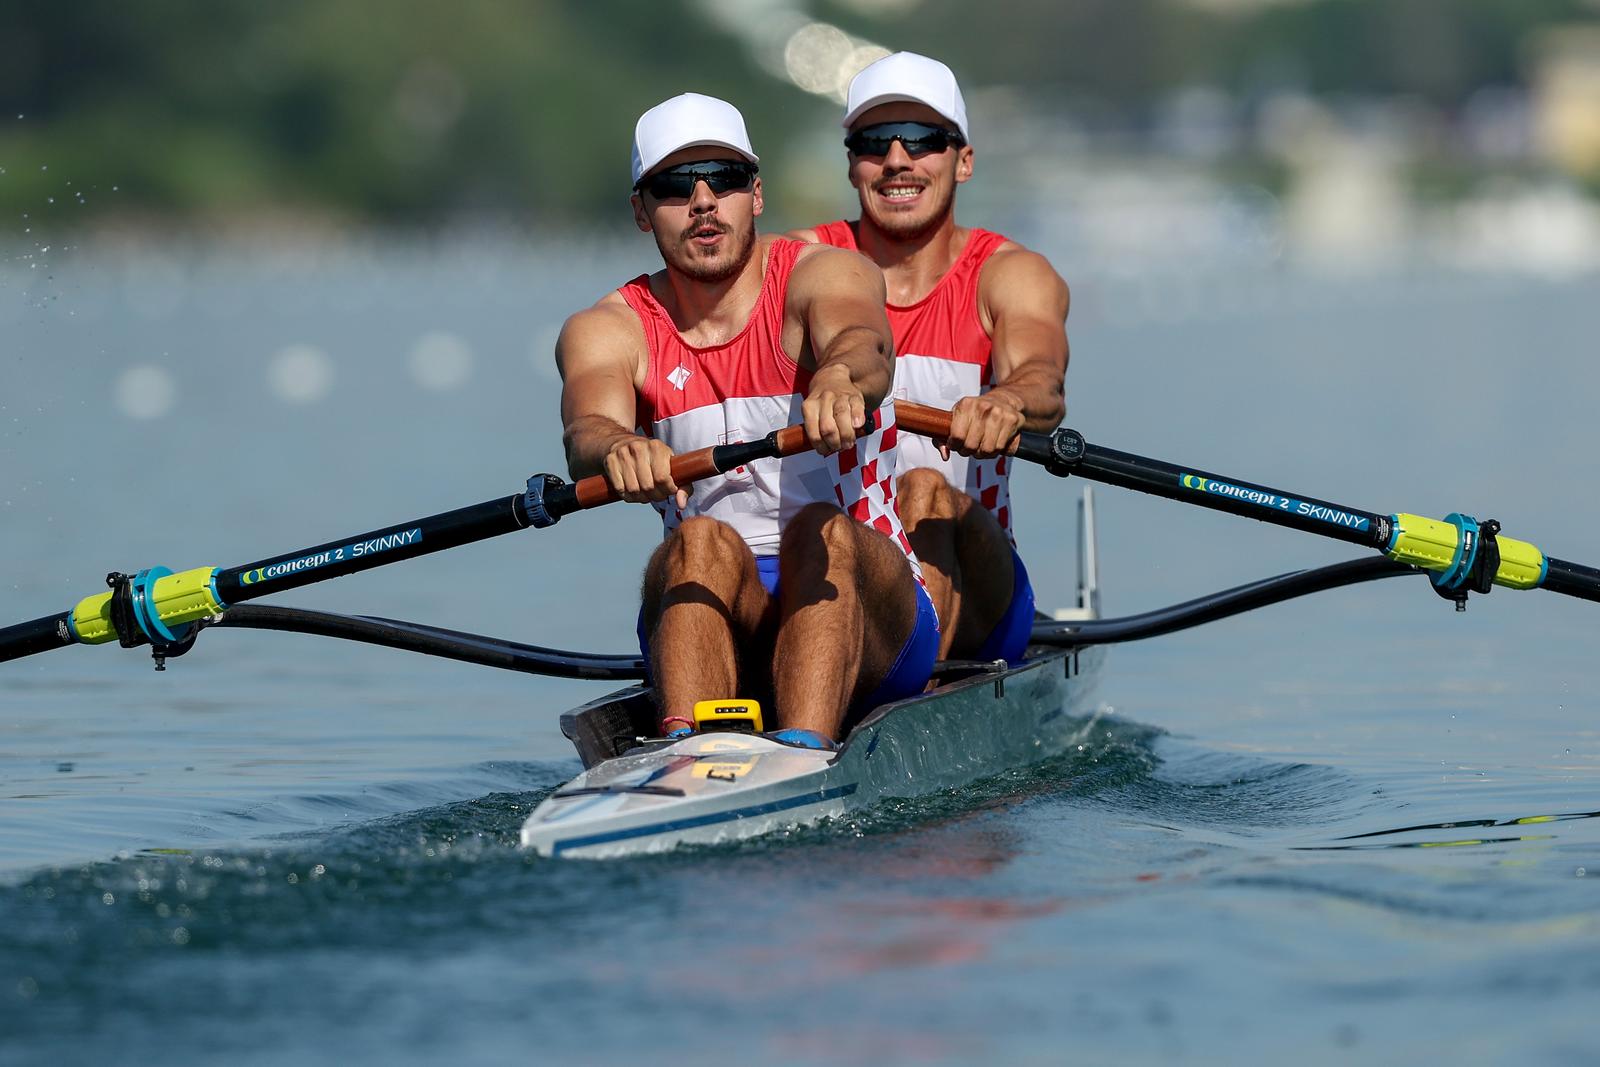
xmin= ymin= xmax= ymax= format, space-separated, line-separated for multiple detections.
xmin=7 ymin=164 xmax=1597 ymax=297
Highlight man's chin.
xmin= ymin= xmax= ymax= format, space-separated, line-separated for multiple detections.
xmin=660 ymin=230 xmax=755 ymax=283
xmin=676 ymin=254 xmax=743 ymax=283
xmin=863 ymin=199 xmax=951 ymax=242
xmin=872 ymin=212 xmax=940 ymax=241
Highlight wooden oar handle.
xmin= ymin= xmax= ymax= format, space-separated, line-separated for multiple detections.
xmin=893 ymin=401 xmax=1036 ymax=460
xmin=570 ymin=423 xmax=814 ymax=510
xmin=893 ymin=401 xmax=952 ymax=441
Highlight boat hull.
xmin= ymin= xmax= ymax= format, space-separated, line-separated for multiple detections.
xmin=520 ymin=644 xmax=1103 ymax=858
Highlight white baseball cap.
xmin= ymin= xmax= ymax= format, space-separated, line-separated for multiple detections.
xmin=630 ymin=93 xmax=759 ymax=187
xmin=843 ymin=52 xmax=969 ymax=143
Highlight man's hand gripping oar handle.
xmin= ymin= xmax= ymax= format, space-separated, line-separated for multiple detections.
xmin=894 ymin=400 xmax=1600 ymax=606
xmin=0 ymin=423 xmax=821 ymax=665
xmin=530 ymin=424 xmax=813 ymax=520
xmin=893 ymin=402 xmax=1079 ymax=476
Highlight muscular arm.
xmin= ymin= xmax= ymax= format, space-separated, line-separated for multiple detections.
xmin=981 ymin=247 xmax=1070 ymax=432
xmin=556 ymin=298 xmax=681 ymax=502
xmin=944 ymin=246 xmax=1070 ymax=457
xmin=787 ymin=245 xmax=895 ymax=453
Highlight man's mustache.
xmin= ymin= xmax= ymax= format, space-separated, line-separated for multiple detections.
xmin=682 ymin=218 xmax=727 ymax=241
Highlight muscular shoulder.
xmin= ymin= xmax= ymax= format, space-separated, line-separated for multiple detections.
xmin=784 ymin=226 xmax=822 ymax=243
xmin=556 ymin=291 xmax=648 ymax=381
xmin=979 ymin=240 xmax=1061 ymax=286
xmin=978 ymin=243 xmax=1070 ymax=317
xmin=788 ymin=242 xmax=886 ymax=305
xmin=560 ymin=290 xmax=643 ymax=347
xmin=792 ymin=241 xmax=878 ymax=279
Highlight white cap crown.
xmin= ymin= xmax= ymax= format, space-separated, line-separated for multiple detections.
xmin=631 ymin=93 xmax=759 ymax=186
xmin=843 ymin=52 xmax=969 ymax=143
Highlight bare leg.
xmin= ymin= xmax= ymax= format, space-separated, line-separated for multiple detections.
xmin=772 ymin=502 xmax=918 ymax=739
xmin=896 ymin=467 xmax=1014 ymax=659
xmin=895 ymin=467 xmax=961 ymax=660
xmin=641 ymin=517 xmax=774 ymax=731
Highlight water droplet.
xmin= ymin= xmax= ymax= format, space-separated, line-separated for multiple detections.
xmin=40 ymin=165 xmax=46 ymax=172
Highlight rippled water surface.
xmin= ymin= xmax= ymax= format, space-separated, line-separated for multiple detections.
xmin=3 ymin=241 xmax=1599 ymax=1064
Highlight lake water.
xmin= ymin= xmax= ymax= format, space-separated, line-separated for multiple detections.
xmin=3 ymin=233 xmax=1599 ymax=1064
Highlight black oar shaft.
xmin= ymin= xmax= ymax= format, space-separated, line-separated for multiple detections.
xmin=217 ymin=425 xmax=813 ymax=604
xmin=1065 ymin=438 xmax=1388 ymax=550
xmin=0 ymin=613 xmax=75 ymax=660
xmin=896 ymin=401 xmax=1599 ymax=605
xmin=1 ymin=423 xmax=819 ymax=664
xmin=908 ymin=404 xmax=1389 ymax=550
xmin=216 ymin=496 xmax=527 ymax=605
xmin=1543 ymin=559 xmax=1600 ymax=603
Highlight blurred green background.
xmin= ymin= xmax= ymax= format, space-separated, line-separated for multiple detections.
xmin=4 ymin=0 xmax=1599 ymax=238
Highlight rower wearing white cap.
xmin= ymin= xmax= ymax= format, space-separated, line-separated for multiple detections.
xmin=790 ymin=52 xmax=1071 ymax=666
xmin=557 ymin=92 xmax=940 ymax=747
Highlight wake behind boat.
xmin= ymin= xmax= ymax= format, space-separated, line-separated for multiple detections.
xmin=520 ymin=492 xmax=1104 ymax=858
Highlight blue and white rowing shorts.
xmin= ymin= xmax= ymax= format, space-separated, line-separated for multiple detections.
xmin=635 ymin=554 xmax=940 ymax=716
xmin=971 ymin=548 xmax=1036 ymax=667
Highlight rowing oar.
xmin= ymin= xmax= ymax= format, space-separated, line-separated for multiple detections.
xmin=0 ymin=425 xmax=818 ymax=666
xmin=894 ymin=401 xmax=1600 ymax=606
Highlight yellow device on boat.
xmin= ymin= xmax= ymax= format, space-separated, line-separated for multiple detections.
xmin=692 ymin=698 xmax=764 ymax=733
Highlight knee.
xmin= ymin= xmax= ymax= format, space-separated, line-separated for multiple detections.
xmin=896 ymin=467 xmax=957 ymax=526
xmin=654 ymin=517 xmax=745 ymax=581
xmin=780 ymin=502 xmax=858 ymax=559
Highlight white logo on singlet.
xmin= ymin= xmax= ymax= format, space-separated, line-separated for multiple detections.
xmin=667 ymin=365 xmax=693 ymax=391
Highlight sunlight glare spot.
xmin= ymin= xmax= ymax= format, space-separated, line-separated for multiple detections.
xmin=267 ymin=344 xmax=335 ymax=404
xmin=784 ymin=23 xmax=859 ymax=101
xmin=409 ymin=331 xmax=473 ymax=391
xmin=114 ymin=365 xmax=176 ymax=420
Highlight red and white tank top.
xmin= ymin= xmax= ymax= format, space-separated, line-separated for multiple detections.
xmin=813 ymin=221 xmax=1016 ymax=544
xmin=621 ymin=238 xmax=923 ymax=581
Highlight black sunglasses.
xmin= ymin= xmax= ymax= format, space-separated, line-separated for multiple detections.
xmin=844 ymin=121 xmax=965 ymax=158
xmin=635 ymin=160 xmax=758 ymax=200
